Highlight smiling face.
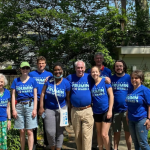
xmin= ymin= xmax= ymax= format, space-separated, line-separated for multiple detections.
xmin=0 ymin=78 xmax=5 ymax=89
xmin=75 ymin=61 xmax=86 ymax=77
xmin=115 ymin=62 xmax=124 ymax=75
xmin=91 ymin=67 xmax=100 ymax=81
xmin=94 ymin=55 xmax=104 ymax=66
xmin=53 ymin=66 xmax=63 ymax=78
xmin=37 ymin=60 xmax=46 ymax=72
xmin=20 ymin=66 xmax=30 ymax=75
xmin=131 ymin=74 xmax=142 ymax=88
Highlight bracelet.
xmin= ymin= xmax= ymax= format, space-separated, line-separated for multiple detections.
xmin=8 ymin=119 xmax=11 ymax=121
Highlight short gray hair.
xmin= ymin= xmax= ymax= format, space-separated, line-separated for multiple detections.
xmin=74 ymin=60 xmax=86 ymax=67
xmin=0 ymin=74 xmax=8 ymax=86
xmin=94 ymin=52 xmax=104 ymax=58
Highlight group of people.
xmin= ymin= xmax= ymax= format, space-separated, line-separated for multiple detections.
xmin=0 ymin=53 xmax=150 ymax=150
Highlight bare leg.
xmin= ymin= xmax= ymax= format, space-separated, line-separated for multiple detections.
xmin=95 ymin=122 xmax=103 ymax=150
xmin=27 ymin=129 xmax=34 ymax=150
xmin=125 ymin=131 xmax=132 ymax=150
xmin=20 ymin=129 xmax=25 ymax=150
xmin=56 ymin=148 xmax=61 ymax=150
xmin=114 ymin=132 xmax=120 ymax=150
xmin=101 ymin=122 xmax=111 ymax=150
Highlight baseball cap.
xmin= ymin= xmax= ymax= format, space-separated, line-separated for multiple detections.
xmin=20 ymin=62 xmax=30 ymax=68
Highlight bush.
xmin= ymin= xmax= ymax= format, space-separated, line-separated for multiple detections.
xmin=143 ymin=80 xmax=150 ymax=89
xmin=7 ymin=120 xmax=20 ymax=150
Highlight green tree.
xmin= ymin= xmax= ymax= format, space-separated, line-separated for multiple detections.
xmin=0 ymin=0 xmax=126 ymax=71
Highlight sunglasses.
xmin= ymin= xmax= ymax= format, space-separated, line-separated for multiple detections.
xmin=21 ymin=67 xmax=30 ymax=70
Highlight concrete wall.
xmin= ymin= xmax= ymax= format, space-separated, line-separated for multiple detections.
xmin=117 ymin=46 xmax=150 ymax=80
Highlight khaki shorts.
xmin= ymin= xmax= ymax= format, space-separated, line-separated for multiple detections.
xmin=112 ymin=111 xmax=129 ymax=132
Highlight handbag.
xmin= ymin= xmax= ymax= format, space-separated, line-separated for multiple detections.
xmin=54 ymin=79 xmax=69 ymax=127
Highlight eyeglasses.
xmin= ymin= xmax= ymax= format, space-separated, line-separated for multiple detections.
xmin=21 ymin=67 xmax=30 ymax=70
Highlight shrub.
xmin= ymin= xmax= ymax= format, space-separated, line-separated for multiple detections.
xmin=7 ymin=120 xmax=20 ymax=150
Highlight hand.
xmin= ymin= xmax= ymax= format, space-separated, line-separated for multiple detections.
xmin=7 ymin=121 xmax=11 ymax=130
xmin=144 ymin=119 xmax=150 ymax=130
xmin=38 ymin=107 xmax=45 ymax=116
xmin=105 ymin=77 xmax=111 ymax=84
xmin=12 ymin=110 xmax=17 ymax=119
xmin=44 ymin=76 xmax=50 ymax=83
xmin=107 ymin=110 xmax=112 ymax=119
xmin=32 ymin=109 xmax=37 ymax=118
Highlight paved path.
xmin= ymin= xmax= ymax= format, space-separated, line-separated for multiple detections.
xmin=62 ymin=125 xmax=135 ymax=150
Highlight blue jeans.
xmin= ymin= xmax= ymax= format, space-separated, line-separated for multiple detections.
xmin=129 ymin=118 xmax=150 ymax=150
xmin=14 ymin=102 xmax=37 ymax=129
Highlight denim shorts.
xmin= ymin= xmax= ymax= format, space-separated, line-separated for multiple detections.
xmin=14 ymin=102 xmax=38 ymax=129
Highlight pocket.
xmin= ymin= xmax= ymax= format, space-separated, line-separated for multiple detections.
xmin=16 ymin=103 xmax=22 ymax=110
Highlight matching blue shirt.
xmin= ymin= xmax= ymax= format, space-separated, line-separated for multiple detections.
xmin=111 ymin=74 xmax=133 ymax=113
xmin=44 ymin=77 xmax=70 ymax=109
xmin=66 ymin=73 xmax=92 ymax=107
xmin=126 ymin=85 xmax=150 ymax=122
xmin=11 ymin=77 xmax=38 ymax=102
xmin=29 ymin=70 xmax=53 ymax=99
xmin=91 ymin=78 xmax=111 ymax=114
xmin=0 ymin=88 xmax=10 ymax=121
xmin=87 ymin=66 xmax=111 ymax=78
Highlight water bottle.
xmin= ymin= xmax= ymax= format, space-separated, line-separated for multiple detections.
xmin=42 ymin=112 xmax=45 ymax=119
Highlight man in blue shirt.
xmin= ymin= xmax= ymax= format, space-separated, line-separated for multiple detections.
xmin=29 ymin=56 xmax=53 ymax=149
xmin=111 ymin=60 xmax=132 ymax=150
xmin=87 ymin=52 xmax=111 ymax=78
xmin=66 ymin=60 xmax=94 ymax=150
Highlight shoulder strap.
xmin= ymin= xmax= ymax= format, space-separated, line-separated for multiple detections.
xmin=54 ymin=79 xmax=61 ymax=110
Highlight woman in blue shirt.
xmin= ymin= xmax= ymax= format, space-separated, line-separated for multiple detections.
xmin=0 ymin=74 xmax=11 ymax=150
xmin=39 ymin=62 xmax=70 ymax=150
xmin=126 ymin=70 xmax=150 ymax=150
xmin=91 ymin=66 xmax=114 ymax=150
xmin=11 ymin=62 xmax=38 ymax=150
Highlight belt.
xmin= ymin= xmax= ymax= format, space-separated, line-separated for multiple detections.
xmin=19 ymin=101 xmax=30 ymax=105
xmin=73 ymin=105 xmax=91 ymax=110
xmin=17 ymin=98 xmax=33 ymax=106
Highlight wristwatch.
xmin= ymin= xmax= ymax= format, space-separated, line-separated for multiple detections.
xmin=8 ymin=119 xmax=11 ymax=121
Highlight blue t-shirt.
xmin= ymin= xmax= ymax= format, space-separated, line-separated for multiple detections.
xmin=11 ymin=77 xmax=38 ymax=102
xmin=44 ymin=77 xmax=70 ymax=109
xmin=0 ymin=88 xmax=10 ymax=121
xmin=66 ymin=73 xmax=92 ymax=107
xmin=87 ymin=66 xmax=111 ymax=78
xmin=111 ymin=74 xmax=133 ymax=113
xmin=91 ymin=78 xmax=111 ymax=114
xmin=126 ymin=85 xmax=150 ymax=122
xmin=29 ymin=70 xmax=53 ymax=99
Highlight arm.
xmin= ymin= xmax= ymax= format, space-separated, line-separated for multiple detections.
xmin=39 ymin=85 xmax=47 ymax=116
xmin=66 ymin=91 xmax=71 ymax=122
xmin=144 ymin=105 xmax=150 ymax=129
xmin=32 ymin=88 xmax=37 ymax=118
xmin=105 ymin=77 xmax=111 ymax=84
xmin=7 ymin=102 xmax=11 ymax=130
xmin=11 ymin=89 xmax=17 ymax=119
xmin=107 ymin=87 xmax=114 ymax=119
